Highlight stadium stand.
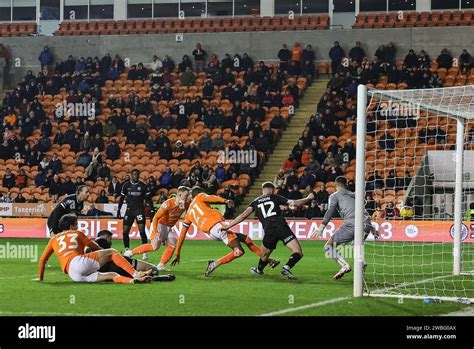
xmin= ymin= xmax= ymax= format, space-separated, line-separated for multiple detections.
xmin=52 ymin=15 xmax=329 ymax=36
xmin=353 ymin=10 xmax=474 ymax=29
xmin=278 ymin=42 xmax=474 ymax=219
xmin=0 ymin=43 xmax=313 ymax=207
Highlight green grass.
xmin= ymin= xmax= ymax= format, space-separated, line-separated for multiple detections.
xmin=0 ymin=238 xmax=472 ymax=316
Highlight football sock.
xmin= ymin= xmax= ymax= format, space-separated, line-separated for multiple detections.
xmin=123 ymin=229 xmax=130 ymax=249
xmin=131 ymin=244 xmax=155 ymax=255
xmin=159 ymin=246 xmax=175 ymax=265
xmin=217 ymin=249 xmax=244 ymax=266
xmin=111 ymin=252 xmax=137 ymax=276
xmin=244 ymin=236 xmax=263 ymax=257
xmin=257 ymin=258 xmax=269 ymax=272
xmin=113 ymin=275 xmax=133 ymax=284
xmin=285 ymin=252 xmax=302 ymax=269
xmin=324 ymin=244 xmax=348 ymax=268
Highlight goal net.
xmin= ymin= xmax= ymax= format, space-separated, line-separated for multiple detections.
xmin=354 ymin=85 xmax=474 ymax=302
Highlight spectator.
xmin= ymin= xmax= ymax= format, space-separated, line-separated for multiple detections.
xmin=192 ymin=43 xmax=207 ymax=72
xmin=62 ymin=176 xmax=76 ymax=195
xmin=283 ymin=154 xmax=298 ymax=171
xmin=159 ymin=167 xmax=174 ymax=189
xmin=48 ymin=174 xmax=63 ymax=202
xmin=329 ymin=41 xmax=345 ymax=76
xmin=349 ymin=41 xmax=366 ymax=64
xmin=2 ymin=168 xmax=15 ymax=189
xmin=108 ymin=176 xmax=122 ymax=197
xmin=27 ymin=194 xmax=38 ymax=203
xmin=76 ymin=150 xmax=92 ymax=167
xmin=316 ymin=185 xmax=329 ymax=204
xmin=106 ymin=139 xmax=121 ymax=161
xmin=96 ymin=189 xmax=109 ymax=204
xmin=305 ymin=200 xmax=322 ymax=219
xmin=0 ymin=44 xmax=9 ymax=90
xmin=278 ymin=44 xmax=291 ymax=71
xmin=49 ymin=154 xmax=63 ymax=174
xmin=97 ymin=162 xmax=111 ymax=181
xmin=436 ymin=49 xmax=453 ymax=70
xmin=14 ymin=193 xmax=26 ymax=203
xmin=220 ymin=186 xmax=236 ymax=218
xmin=38 ymin=46 xmax=53 ymax=72
xmin=15 ymin=168 xmax=27 ymax=189
xmin=197 ymin=131 xmax=212 ymax=153
xmin=380 ymin=202 xmax=400 ymax=219
xmin=460 ymin=49 xmax=472 ymax=75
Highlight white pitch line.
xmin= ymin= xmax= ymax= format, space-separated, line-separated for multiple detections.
xmin=0 ymin=311 xmax=117 ymax=317
xmin=369 ymin=274 xmax=460 ymax=295
xmin=257 ymin=296 xmax=350 ymax=317
xmin=0 ymin=273 xmax=58 ymax=281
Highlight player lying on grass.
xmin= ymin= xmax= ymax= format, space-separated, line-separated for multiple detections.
xmin=221 ymin=182 xmax=314 ymax=279
xmin=91 ymin=230 xmax=175 ymax=282
xmin=37 ymin=213 xmax=153 ymax=284
xmin=309 ymin=176 xmax=379 ymax=280
xmin=124 ymin=186 xmax=190 ymax=271
xmin=171 ymin=186 xmax=279 ymax=276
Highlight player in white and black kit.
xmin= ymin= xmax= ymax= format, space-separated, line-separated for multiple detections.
xmin=310 ymin=176 xmax=379 ymax=280
xmin=117 ymin=169 xmax=155 ymax=258
xmin=222 ymin=182 xmax=314 ymax=279
xmin=46 ymin=185 xmax=90 ymax=235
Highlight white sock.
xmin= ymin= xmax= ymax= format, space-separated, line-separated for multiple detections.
xmin=324 ymin=244 xmax=349 ymax=268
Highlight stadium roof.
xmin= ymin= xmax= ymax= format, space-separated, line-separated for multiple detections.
xmin=368 ymin=85 xmax=474 ymax=120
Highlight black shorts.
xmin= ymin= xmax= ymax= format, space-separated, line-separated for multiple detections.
xmin=262 ymin=224 xmax=296 ymax=250
xmin=123 ymin=209 xmax=146 ymax=226
xmin=99 ymin=257 xmax=137 ymax=277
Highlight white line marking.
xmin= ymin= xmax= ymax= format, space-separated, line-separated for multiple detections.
xmin=0 ymin=311 xmax=117 ymax=317
xmin=370 ymin=274 xmax=452 ymax=294
xmin=257 ymin=297 xmax=350 ymax=316
xmin=0 ymin=273 xmax=58 ymax=281
xmin=441 ymin=307 xmax=474 ymax=316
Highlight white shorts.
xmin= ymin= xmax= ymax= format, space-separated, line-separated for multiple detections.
xmin=154 ymin=223 xmax=178 ymax=245
xmin=209 ymin=222 xmax=237 ymax=245
xmin=68 ymin=255 xmax=100 ymax=283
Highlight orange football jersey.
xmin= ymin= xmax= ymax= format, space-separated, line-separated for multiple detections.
xmin=182 ymin=193 xmax=227 ymax=233
xmin=39 ymin=230 xmax=100 ymax=276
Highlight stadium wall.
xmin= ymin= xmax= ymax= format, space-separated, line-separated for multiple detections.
xmin=0 ymin=217 xmax=472 ymax=243
xmin=2 ymin=26 xmax=474 ymax=87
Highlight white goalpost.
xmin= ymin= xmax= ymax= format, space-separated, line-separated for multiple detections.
xmin=354 ymin=84 xmax=474 ymax=302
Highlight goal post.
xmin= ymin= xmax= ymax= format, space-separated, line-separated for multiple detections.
xmin=354 ymin=84 xmax=474 ymax=302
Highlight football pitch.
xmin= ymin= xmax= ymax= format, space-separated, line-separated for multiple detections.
xmin=0 ymin=238 xmax=472 ymax=317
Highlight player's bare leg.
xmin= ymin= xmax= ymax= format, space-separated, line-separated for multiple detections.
xmin=280 ymin=239 xmax=303 ymax=279
xmin=235 ymin=233 xmax=280 ymax=269
xmin=157 ymin=236 xmax=176 ymax=271
xmin=250 ymin=246 xmax=274 ymax=275
xmin=137 ymin=223 xmax=149 ymax=260
xmin=324 ymin=238 xmax=351 ymax=280
xmin=204 ymin=238 xmax=245 ymax=277
xmin=94 ymin=249 xmax=152 ymax=282
xmin=125 ymin=236 xmax=162 ymax=258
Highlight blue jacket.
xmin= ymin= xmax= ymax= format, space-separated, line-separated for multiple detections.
xmin=329 ymin=46 xmax=345 ymax=63
xmin=39 ymin=51 xmax=53 ymax=65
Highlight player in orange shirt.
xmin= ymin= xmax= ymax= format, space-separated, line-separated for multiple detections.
xmin=36 ymin=214 xmax=152 ymax=284
xmin=124 ymin=186 xmax=190 ymax=270
xmin=171 ymin=186 xmax=279 ymax=276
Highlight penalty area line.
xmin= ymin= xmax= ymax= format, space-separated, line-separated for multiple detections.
xmin=257 ymin=296 xmax=350 ymax=316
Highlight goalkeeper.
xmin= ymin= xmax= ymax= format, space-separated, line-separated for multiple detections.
xmin=309 ymin=176 xmax=379 ymax=280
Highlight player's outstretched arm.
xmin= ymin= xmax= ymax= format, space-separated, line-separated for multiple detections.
xmin=221 ymin=207 xmax=254 ymax=232
xmin=310 ymin=197 xmax=337 ymax=239
xmin=289 ymin=192 xmax=315 ymax=208
xmin=202 ymin=194 xmax=233 ymax=207
xmin=36 ymin=241 xmax=54 ymax=281
xmin=171 ymin=222 xmax=190 ymax=266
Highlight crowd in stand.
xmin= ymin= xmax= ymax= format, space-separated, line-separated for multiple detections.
xmin=275 ymin=42 xmax=470 ymax=219
xmin=0 ymin=42 xmax=314 ymax=213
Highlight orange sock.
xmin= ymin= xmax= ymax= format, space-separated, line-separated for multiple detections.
xmin=217 ymin=249 xmax=244 ymax=266
xmin=131 ymin=244 xmax=155 ymax=255
xmin=112 ymin=275 xmax=133 ymax=284
xmin=111 ymin=252 xmax=137 ymax=277
xmin=244 ymin=237 xmax=263 ymax=257
xmin=159 ymin=245 xmax=175 ymax=265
